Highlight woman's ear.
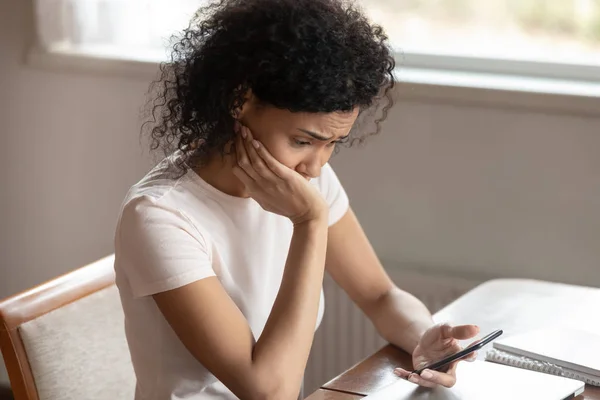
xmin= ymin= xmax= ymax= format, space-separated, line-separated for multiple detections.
xmin=231 ymin=88 xmax=254 ymax=121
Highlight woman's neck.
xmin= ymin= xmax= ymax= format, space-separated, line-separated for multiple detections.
xmin=194 ymin=152 xmax=250 ymax=198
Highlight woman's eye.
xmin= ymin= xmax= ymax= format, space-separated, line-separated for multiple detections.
xmin=294 ymin=139 xmax=311 ymax=146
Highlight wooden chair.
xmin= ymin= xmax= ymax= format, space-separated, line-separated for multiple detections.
xmin=0 ymin=255 xmax=135 ymax=400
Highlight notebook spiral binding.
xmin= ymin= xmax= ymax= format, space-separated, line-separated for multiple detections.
xmin=485 ymin=348 xmax=600 ymax=387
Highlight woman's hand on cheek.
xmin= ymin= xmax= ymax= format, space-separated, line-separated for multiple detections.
xmin=232 ymin=124 xmax=328 ymax=225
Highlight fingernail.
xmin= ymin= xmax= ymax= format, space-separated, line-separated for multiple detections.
xmin=421 ymin=370 xmax=433 ymax=379
xmin=252 ymin=140 xmax=260 ymax=149
xmin=409 ymin=375 xmax=419 ymax=384
xmin=241 ymin=129 xmax=247 ymax=138
xmin=394 ymin=368 xmax=407 ymax=376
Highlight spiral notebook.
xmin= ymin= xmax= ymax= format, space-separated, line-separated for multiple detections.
xmin=485 ymin=328 xmax=600 ymax=387
xmin=486 ymin=348 xmax=600 ymax=386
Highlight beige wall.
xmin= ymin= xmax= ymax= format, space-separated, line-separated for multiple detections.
xmin=1 ymin=0 xmax=599 ymax=386
xmin=0 ymin=0 xmax=152 ymax=383
xmin=0 ymin=0 xmax=151 ymax=298
xmin=333 ymin=102 xmax=600 ymax=286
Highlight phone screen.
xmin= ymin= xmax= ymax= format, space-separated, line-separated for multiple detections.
xmin=412 ymin=329 xmax=503 ymax=375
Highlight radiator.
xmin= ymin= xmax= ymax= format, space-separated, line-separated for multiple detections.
xmin=304 ymin=266 xmax=484 ymax=394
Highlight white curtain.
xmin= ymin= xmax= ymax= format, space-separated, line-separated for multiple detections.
xmin=34 ymin=0 xmax=205 ymax=60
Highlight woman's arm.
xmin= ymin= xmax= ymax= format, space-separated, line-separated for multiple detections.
xmin=151 ymin=123 xmax=333 ymax=400
xmin=326 ymin=208 xmax=481 ymax=389
xmin=154 ymin=216 xmax=327 ymax=400
xmin=325 ymin=208 xmax=434 ymax=354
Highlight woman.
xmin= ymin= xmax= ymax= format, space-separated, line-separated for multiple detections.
xmin=114 ymin=0 xmax=479 ymax=399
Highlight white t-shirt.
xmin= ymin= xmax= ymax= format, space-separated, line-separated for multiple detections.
xmin=113 ymin=158 xmax=349 ymax=400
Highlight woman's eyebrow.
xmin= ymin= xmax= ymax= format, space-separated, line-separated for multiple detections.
xmin=297 ymin=128 xmax=347 ymax=141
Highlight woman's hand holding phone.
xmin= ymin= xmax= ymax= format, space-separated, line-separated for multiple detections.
xmin=393 ymin=323 xmax=482 ymax=388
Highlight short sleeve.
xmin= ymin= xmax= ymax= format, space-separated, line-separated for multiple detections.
xmin=315 ymin=163 xmax=350 ymax=226
xmin=115 ymin=195 xmax=216 ymax=298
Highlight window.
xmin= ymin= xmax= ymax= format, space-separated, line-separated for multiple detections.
xmin=33 ymin=0 xmax=205 ymax=62
xmin=33 ymin=0 xmax=600 ymax=83
xmin=364 ymin=0 xmax=600 ymax=81
xmin=368 ymin=1 xmax=600 ymax=64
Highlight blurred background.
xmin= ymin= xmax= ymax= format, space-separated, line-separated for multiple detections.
xmin=1 ymin=0 xmax=599 ymax=397
xmin=33 ymin=0 xmax=600 ymax=65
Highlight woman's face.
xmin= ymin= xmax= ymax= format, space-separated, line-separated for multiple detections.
xmin=239 ymin=99 xmax=359 ymax=180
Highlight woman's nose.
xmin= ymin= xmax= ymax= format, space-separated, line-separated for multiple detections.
xmin=301 ymin=158 xmax=323 ymax=179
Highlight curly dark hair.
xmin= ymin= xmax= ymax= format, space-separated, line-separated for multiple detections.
xmin=144 ymin=0 xmax=396 ymax=176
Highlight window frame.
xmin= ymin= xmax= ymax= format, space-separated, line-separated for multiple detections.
xmin=25 ymin=0 xmax=600 ymax=116
xmin=398 ymin=51 xmax=600 ymax=83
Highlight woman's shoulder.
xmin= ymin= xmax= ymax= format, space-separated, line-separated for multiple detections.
xmin=120 ymin=154 xmax=212 ymax=216
xmin=115 ymin=159 xmax=208 ymax=238
xmin=315 ymin=161 xmax=343 ymax=183
xmin=311 ymin=162 xmax=346 ymax=197
xmin=312 ymin=162 xmax=350 ymax=226
xmin=122 ymin=157 xmax=185 ymax=201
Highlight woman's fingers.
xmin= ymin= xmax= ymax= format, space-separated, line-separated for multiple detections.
xmin=394 ymin=369 xmax=435 ymax=388
xmin=232 ymin=165 xmax=254 ymax=188
xmin=242 ymin=129 xmax=289 ymax=179
xmin=447 ymin=361 xmax=459 ymax=376
xmin=394 ymin=357 xmax=461 ymax=389
xmin=242 ymin=127 xmax=278 ymax=181
xmin=235 ymin=131 xmax=260 ymax=181
xmin=395 ymin=365 xmax=459 ymax=389
xmin=393 ymin=368 xmax=411 ymax=379
xmin=417 ymin=368 xmax=457 ymax=388
xmin=407 ymin=372 xmax=437 ymax=388
xmin=449 ymin=325 xmax=480 ymax=340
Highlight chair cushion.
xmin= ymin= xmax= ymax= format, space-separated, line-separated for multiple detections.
xmin=19 ymin=285 xmax=135 ymax=400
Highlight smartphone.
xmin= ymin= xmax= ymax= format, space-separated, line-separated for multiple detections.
xmin=411 ymin=329 xmax=503 ymax=375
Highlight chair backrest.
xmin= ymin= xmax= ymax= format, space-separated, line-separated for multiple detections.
xmin=0 ymin=255 xmax=135 ymax=400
